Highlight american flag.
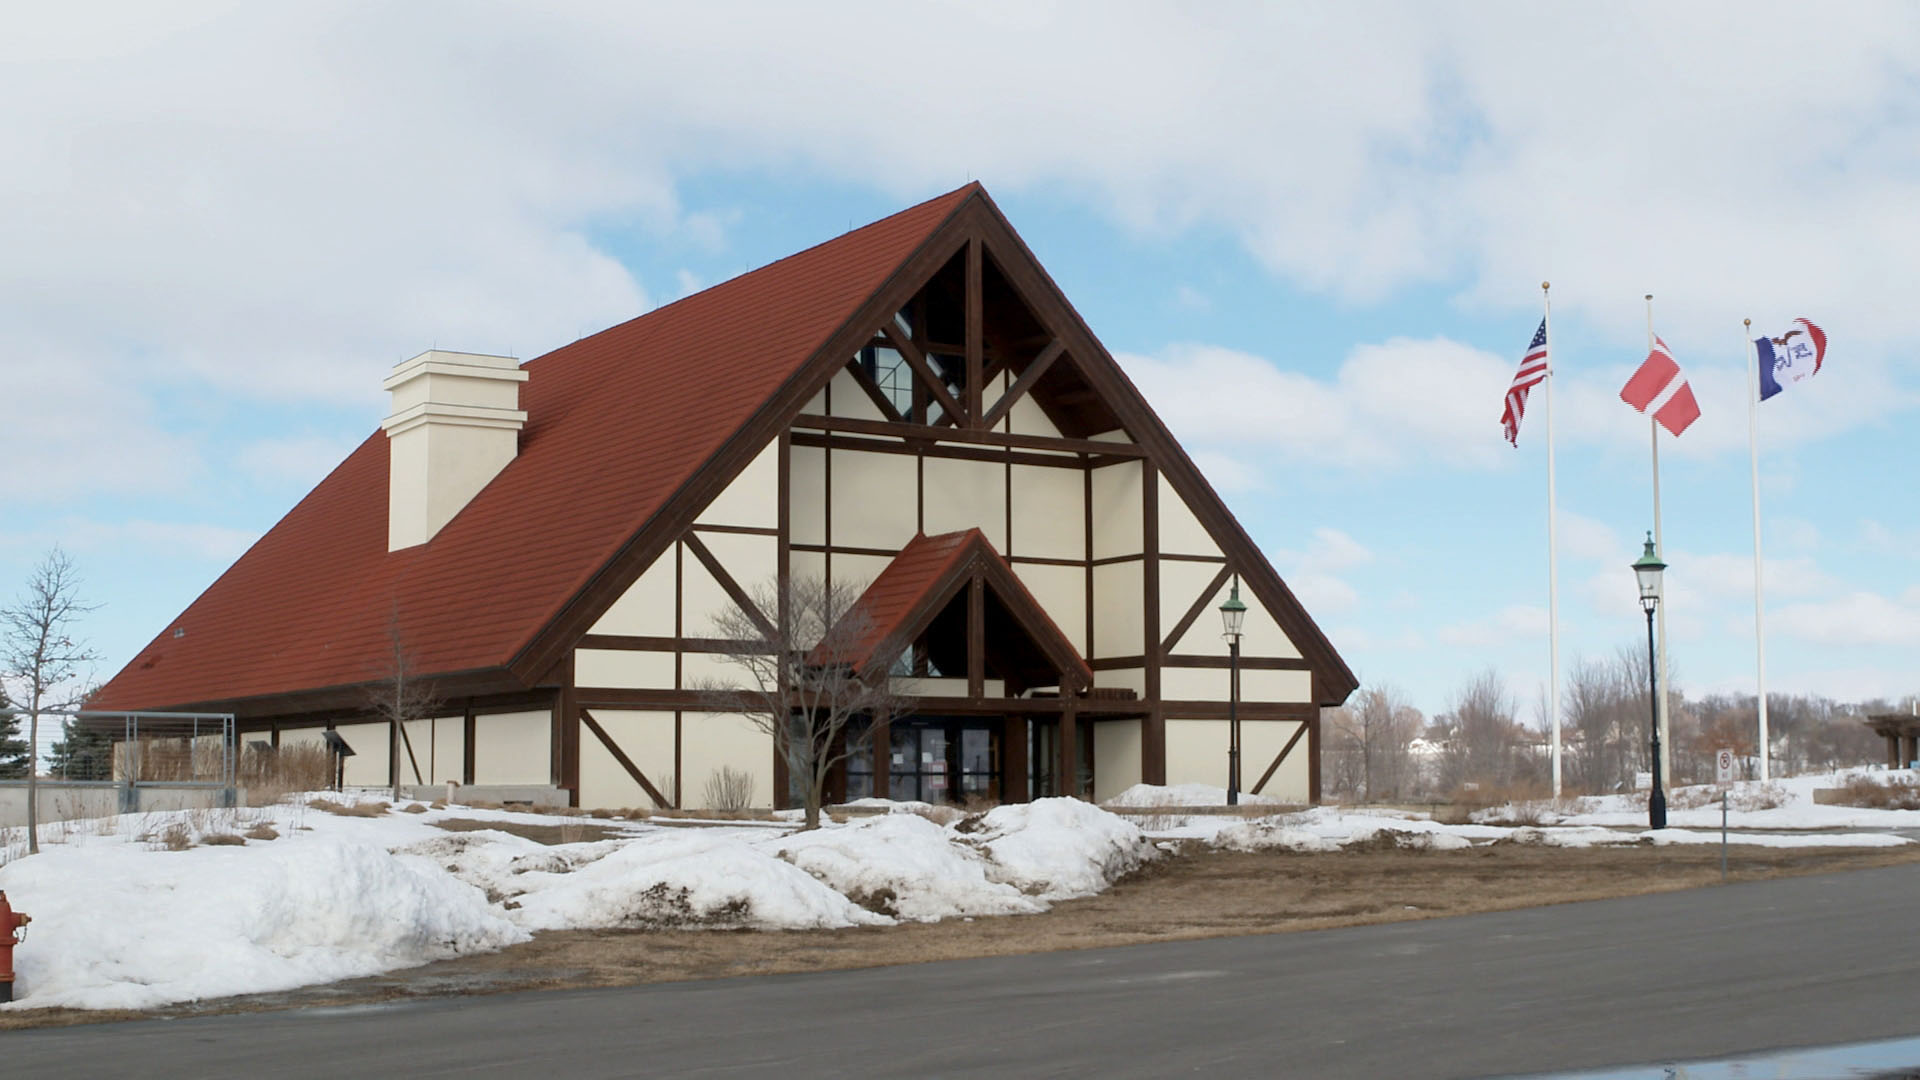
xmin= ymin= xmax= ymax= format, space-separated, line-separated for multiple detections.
xmin=1501 ymin=318 xmax=1550 ymax=446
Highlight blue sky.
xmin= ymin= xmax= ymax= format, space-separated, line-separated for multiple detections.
xmin=5 ymin=2 xmax=1918 ymax=722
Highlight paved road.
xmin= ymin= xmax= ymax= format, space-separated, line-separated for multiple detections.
xmin=13 ymin=864 xmax=1920 ymax=1079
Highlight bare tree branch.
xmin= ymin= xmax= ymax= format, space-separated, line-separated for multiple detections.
xmin=697 ymin=574 xmax=908 ymax=829
xmin=1 ymin=547 xmax=101 ymax=855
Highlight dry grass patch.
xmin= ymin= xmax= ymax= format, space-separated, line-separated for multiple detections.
xmin=432 ymin=817 xmax=630 ymax=846
xmin=400 ymin=803 xmax=429 ymax=814
xmin=308 ymin=799 xmax=390 ymax=818
xmin=1826 ymin=775 xmax=1920 ymax=810
xmin=243 ymin=823 xmax=279 ymax=841
xmin=201 ymin=833 xmax=246 ymax=846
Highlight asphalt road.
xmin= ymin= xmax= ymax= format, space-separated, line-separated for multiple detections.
xmin=13 ymin=863 xmax=1920 ymax=1079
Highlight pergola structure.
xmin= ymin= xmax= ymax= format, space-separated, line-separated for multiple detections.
xmin=1864 ymin=714 xmax=1920 ymax=770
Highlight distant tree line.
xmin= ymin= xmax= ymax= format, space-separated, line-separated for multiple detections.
xmin=1324 ymin=653 xmax=1914 ymax=803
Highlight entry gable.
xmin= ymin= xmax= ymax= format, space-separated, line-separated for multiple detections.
xmin=816 ymin=530 xmax=1091 ymax=695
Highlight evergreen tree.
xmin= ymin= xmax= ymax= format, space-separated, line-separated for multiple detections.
xmin=47 ymin=716 xmax=112 ymax=780
xmin=0 ymin=688 xmax=27 ymax=779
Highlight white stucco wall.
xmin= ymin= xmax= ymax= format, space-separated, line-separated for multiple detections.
xmin=1010 ymin=562 xmax=1086 ymax=654
xmin=575 ymin=647 xmax=675 ymax=690
xmin=579 ymin=708 xmax=677 ymax=809
xmin=588 ymin=548 xmax=675 ymax=637
xmin=1092 ymin=718 xmax=1142 ymax=802
xmin=472 ymin=710 xmax=550 ymax=786
xmin=1091 ymin=561 xmax=1143 ymax=658
xmin=1162 ymin=565 xmax=1304 ymax=661
xmin=1164 ymin=718 xmax=1310 ymax=803
xmin=922 ymin=457 xmax=1006 ymax=550
xmin=1090 ymin=462 xmax=1144 ymax=559
xmin=333 ymin=721 xmax=391 ymax=788
xmin=697 ymin=440 xmax=779 ymax=529
xmin=1008 ymin=465 xmax=1083 ymax=560
xmin=1159 ymin=667 xmax=1312 ymax=704
xmin=790 ymin=444 xmax=826 ymax=545
xmin=679 ymin=712 xmax=774 ymax=809
xmin=832 ymin=449 xmax=918 ymax=549
xmin=1157 ymin=475 xmax=1220 ymax=558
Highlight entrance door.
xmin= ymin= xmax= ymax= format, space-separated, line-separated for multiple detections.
xmin=882 ymin=719 xmax=1000 ymax=804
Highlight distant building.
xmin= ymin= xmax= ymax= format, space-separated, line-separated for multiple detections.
xmin=92 ymin=185 xmax=1356 ymax=809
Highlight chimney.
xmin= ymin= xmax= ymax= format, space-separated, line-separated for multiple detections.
xmin=381 ymin=350 xmax=528 ymax=551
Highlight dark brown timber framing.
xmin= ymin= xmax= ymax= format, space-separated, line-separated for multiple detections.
xmin=488 ymin=186 xmax=1354 ymax=802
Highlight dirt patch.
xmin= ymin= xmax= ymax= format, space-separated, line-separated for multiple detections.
xmin=431 ymin=818 xmax=631 ymax=846
xmin=7 ymin=839 xmax=1916 ymax=1030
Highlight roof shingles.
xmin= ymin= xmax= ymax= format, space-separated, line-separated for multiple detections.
xmin=93 ymin=186 xmax=977 ymax=712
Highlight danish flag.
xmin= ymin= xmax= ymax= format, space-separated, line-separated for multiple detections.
xmin=1619 ymin=336 xmax=1700 ymax=437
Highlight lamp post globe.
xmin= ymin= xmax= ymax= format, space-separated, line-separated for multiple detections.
xmin=1631 ymin=533 xmax=1668 ymax=830
xmin=1220 ymin=581 xmax=1247 ymax=806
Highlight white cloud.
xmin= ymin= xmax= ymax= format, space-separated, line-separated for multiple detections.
xmin=1774 ymin=590 xmax=1920 ymax=646
xmin=1122 ymin=336 xmax=1512 ymax=472
xmin=1269 ymin=528 xmax=1374 ymax=615
xmin=1437 ymin=604 xmax=1548 ymax=648
xmin=1557 ymin=510 xmax=1623 ymax=563
xmin=239 ymin=434 xmax=363 ymax=489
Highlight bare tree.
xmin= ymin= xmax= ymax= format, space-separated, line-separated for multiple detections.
xmin=701 ymin=574 xmax=906 ymax=830
xmin=1439 ymin=669 xmax=1524 ymax=793
xmin=1 ymin=548 xmax=100 ymax=855
xmin=1330 ymin=684 xmax=1419 ymax=802
xmin=361 ymin=607 xmax=439 ymax=800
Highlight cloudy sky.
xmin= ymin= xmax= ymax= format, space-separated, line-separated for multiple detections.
xmin=6 ymin=1 xmax=1917 ymax=722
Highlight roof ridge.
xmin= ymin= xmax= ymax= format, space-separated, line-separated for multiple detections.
xmin=524 ymin=184 xmax=981 ymax=370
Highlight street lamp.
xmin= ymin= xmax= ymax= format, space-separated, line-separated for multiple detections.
xmin=1631 ymin=533 xmax=1669 ymax=830
xmin=1220 ymin=578 xmax=1247 ymax=806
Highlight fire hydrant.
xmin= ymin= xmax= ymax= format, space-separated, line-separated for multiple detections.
xmin=0 ymin=890 xmax=29 ymax=1004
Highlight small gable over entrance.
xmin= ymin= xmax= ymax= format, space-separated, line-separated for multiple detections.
xmin=816 ymin=529 xmax=1091 ymax=697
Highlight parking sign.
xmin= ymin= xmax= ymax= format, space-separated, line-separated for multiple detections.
xmin=1716 ymin=749 xmax=1735 ymax=783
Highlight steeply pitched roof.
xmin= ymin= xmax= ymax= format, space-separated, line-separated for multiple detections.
xmin=813 ymin=530 xmax=1092 ymax=690
xmin=92 ymin=186 xmax=980 ymax=713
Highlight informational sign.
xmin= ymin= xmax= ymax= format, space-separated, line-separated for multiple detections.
xmin=1716 ymin=749 xmax=1735 ymax=784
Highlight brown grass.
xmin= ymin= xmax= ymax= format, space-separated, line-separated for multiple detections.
xmin=432 ymin=817 xmax=630 ymax=845
xmin=155 ymin=824 xmax=192 ymax=851
xmin=308 ymin=799 xmax=390 ymax=818
xmin=200 ymin=833 xmax=246 ymax=846
xmin=241 ymin=744 xmax=336 ymax=807
xmin=243 ymin=823 xmax=279 ymax=841
xmin=400 ymin=803 xmax=428 ymax=814
xmin=1827 ymin=775 xmax=1920 ymax=810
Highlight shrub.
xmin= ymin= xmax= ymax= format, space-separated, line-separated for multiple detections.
xmin=1831 ymin=775 xmax=1920 ymax=810
xmin=702 ymin=767 xmax=756 ymax=811
xmin=308 ymin=798 xmax=390 ymax=817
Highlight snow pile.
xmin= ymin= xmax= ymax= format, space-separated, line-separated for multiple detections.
xmin=1210 ymin=820 xmax=1341 ymax=853
xmin=0 ymin=837 xmax=524 ymax=1011
xmin=968 ymin=797 xmax=1156 ymax=900
xmin=509 ymin=830 xmax=887 ymax=931
xmin=1104 ymin=783 xmax=1282 ymax=808
xmin=775 ymin=813 xmax=1042 ymax=920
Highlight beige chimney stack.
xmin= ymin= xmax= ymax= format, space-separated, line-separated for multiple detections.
xmin=381 ymin=350 xmax=528 ymax=551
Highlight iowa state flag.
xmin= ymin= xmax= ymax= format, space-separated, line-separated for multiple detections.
xmin=1619 ymin=336 xmax=1700 ymax=436
xmin=1756 ymin=317 xmax=1827 ymax=401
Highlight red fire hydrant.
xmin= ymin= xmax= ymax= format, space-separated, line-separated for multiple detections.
xmin=0 ymin=890 xmax=29 ymax=1004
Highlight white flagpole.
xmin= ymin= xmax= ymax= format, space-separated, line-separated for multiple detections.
xmin=1544 ymin=282 xmax=1562 ymax=800
xmin=1745 ymin=318 xmax=1771 ymax=780
xmin=1646 ymin=294 xmax=1672 ymax=797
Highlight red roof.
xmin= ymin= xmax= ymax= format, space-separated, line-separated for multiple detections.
xmin=92 ymin=186 xmax=979 ymax=713
xmin=816 ymin=530 xmax=1092 ymax=689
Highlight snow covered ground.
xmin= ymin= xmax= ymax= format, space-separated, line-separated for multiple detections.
xmin=1113 ymin=770 xmax=1920 ymax=852
xmin=0 ymin=794 xmax=1152 ymax=1011
xmin=0 ymin=768 xmax=1909 ymax=1013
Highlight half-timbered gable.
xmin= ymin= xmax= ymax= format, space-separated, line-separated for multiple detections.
xmin=91 ymin=184 xmax=1355 ymax=810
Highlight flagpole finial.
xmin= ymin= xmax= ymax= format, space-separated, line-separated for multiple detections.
xmin=1744 ymin=318 xmax=1751 ymax=328
xmin=1541 ymin=280 xmax=1550 ymax=291
xmin=1645 ymin=294 xmax=1653 ymax=302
